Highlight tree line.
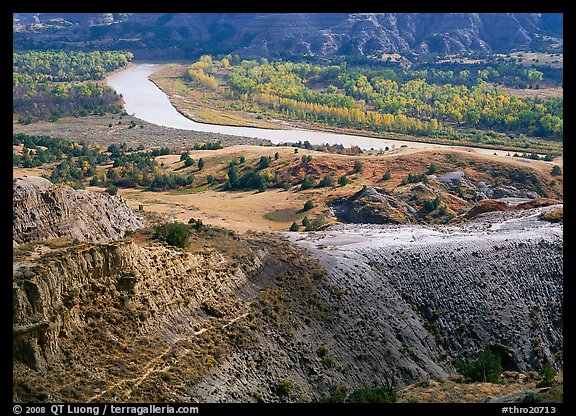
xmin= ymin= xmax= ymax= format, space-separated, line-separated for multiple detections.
xmin=13 ymin=50 xmax=133 ymax=123
xmin=184 ymin=56 xmax=562 ymax=143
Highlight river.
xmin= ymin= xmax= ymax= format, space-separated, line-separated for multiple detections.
xmin=107 ymin=63 xmax=513 ymax=156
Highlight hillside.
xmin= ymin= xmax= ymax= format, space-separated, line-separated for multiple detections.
xmin=13 ymin=177 xmax=563 ymax=402
xmin=13 ymin=13 xmax=562 ymax=59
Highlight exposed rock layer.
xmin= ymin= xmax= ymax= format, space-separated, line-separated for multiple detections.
xmin=12 ymin=182 xmax=563 ymax=402
xmin=13 ymin=176 xmax=142 ymax=244
xmin=13 ymin=13 xmax=562 ymax=57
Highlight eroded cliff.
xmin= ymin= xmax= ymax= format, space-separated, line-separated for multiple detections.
xmin=13 ymin=205 xmax=563 ymax=403
xmin=13 ymin=176 xmax=141 ymax=244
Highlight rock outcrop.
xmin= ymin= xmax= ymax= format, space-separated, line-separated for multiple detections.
xmin=12 ymin=176 xmax=563 ymax=403
xmin=13 ymin=176 xmax=142 ymax=244
xmin=288 ymin=204 xmax=563 ymax=377
xmin=333 ymin=187 xmax=418 ymax=224
xmin=13 ymin=13 xmax=562 ymax=58
xmin=13 ymin=239 xmax=263 ymax=372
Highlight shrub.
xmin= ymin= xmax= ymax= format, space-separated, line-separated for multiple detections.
xmin=427 ymin=163 xmax=438 ymax=175
xmin=105 ymin=184 xmax=118 ymax=195
xmin=456 ymin=348 xmax=502 ymax=383
xmin=346 ymin=387 xmax=396 ymax=403
xmin=321 ymin=385 xmax=396 ymax=403
xmin=319 ymin=175 xmax=334 ymax=187
xmin=303 ymin=200 xmax=315 ymax=211
xmin=258 ymin=155 xmax=272 ymax=169
xmin=277 ymin=379 xmax=295 ymax=396
xmin=536 ymin=363 xmax=557 ymax=388
xmin=338 ymin=175 xmax=350 ymax=186
xmin=184 ymin=156 xmax=195 ymax=167
xmin=300 ymin=175 xmax=316 ymax=190
xmin=305 ymin=215 xmax=326 ymax=231
xmin=381 ymin=170 xmax=391 ymax=181
xmin=353 ymin=160 xmax=363 ymax=173
xmin=289 ymin=222 xmax=299 ymax=231
xmin=551 ymin=165 xmax=562 ymax=176
xmin=188 ymin=218 xmax=204 ymax=231
xmin=154 ymin=222 xmax=190 ymax=248
xmin=197 ymin=157 xmax=205 ymax=170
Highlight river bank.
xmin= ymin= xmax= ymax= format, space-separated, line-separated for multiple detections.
xmin=107 ymin=64 xmax=556 ymax=159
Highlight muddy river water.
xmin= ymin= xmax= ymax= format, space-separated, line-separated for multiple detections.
xmin=107 ymin=63 xmax=514 ymax=156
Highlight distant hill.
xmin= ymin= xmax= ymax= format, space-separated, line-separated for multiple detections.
xmin=13 ymin=13 xmax=563 ymax=59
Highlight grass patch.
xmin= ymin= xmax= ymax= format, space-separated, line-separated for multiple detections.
xmin=168 ymin=184 xmax=212 ymax=195
xmin=539 ymin=207 xmax=563 ymax=222
xmin=264 ymin=208 xmax=302 ymax=222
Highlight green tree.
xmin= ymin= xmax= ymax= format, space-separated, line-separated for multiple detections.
xmin=258 ymin=155 xmax=272 ymax=169
xmin=154 ymin=222 xmax=190 ymax=248
xmin=319 ymin=175 xmax=334 ymax=187
xmin=289 ymin=222 xmax=300 ymax=231
xmin=382 ymin=170 xmax=392 ymax=181
xmin=338 ymin=175 xmax=350 ymax=186
xmin=345 ymin=387 xmax=397 ymax=403
xmin=353 ymin=160 xmax=363 ymax=173
xmin=551 ymin=165 xmax=562 ymax=176
xmin=303 ymin=200 xmax=315 ymax=211
xmin=105 ymin=184 xmax=118 ymax=195
xmin=456 ymin=348 xmax=502 ymax=383
xmin=184 ymin=156 xmax=195 ymax=167
xmin=197 ymin=157 xmax=205 ymax=170
xmin=427 ymin=163 xmax=438 ymax=175
xmin=301 ymin=216 xmax=310 ymax=227
xmin=300 ymin=175 xmax=316 ymax=190
xmin=536 ymin=363 xmax=557 ymax=388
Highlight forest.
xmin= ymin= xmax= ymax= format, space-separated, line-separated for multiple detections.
xmin=183 ymin=55 xmax=563 ymax=147
xmin=13 ymin=50 xmax=133 ymax=123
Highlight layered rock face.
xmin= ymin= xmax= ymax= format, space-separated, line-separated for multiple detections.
xmin=13 ymin=13 xmax=562 ymax=57
xmin=12 ymin=175 xmax=563 ymax=403
xmin=333 ymin=187 xmax=418 ymax=224
xmin=289 ymin=205 xmax=563 ymax=372
xmin=13 ymin=176 xmax=142 ymax=244
xmin=13 ymin=240 xmax=263 ymax=372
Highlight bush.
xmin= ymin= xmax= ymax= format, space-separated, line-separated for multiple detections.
xmin=154 ymin=222 xmax=190 ymax=248
xmin=289 ymin=222 xmax=299 ymax=231
xmin=277 ymin=379 xmax=295 ymax=397
xmin=427 ymin=163 xmax=438 ymax=175
xmin=456 ymin=348 xmax=502 ymax=383
xmin=321 ymin=385 xmax=396 ymax=403
xmin=346 ymin=387 xmax=396 ymax=403
xmin=105 ymin=184 xmax=118 ymax=195
xmin=338 ymin=175 xmax=350 ymax=186
xmin=184 ymin=156 xmax=195 ymax=167
xmin=303 ymin=200 xmax=315 ymax=211
xmin=536 ymin=363 xmax=557 ymax=388
xmin=551 ymin=165 xmax=562 ymax=176
xmin=319 ymin=175 xmax=334 ymax=187
xmin=353 ymin=160 xmax=363 ymax=173
xmin=300 ymin=175 xmax=316 ymax=190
